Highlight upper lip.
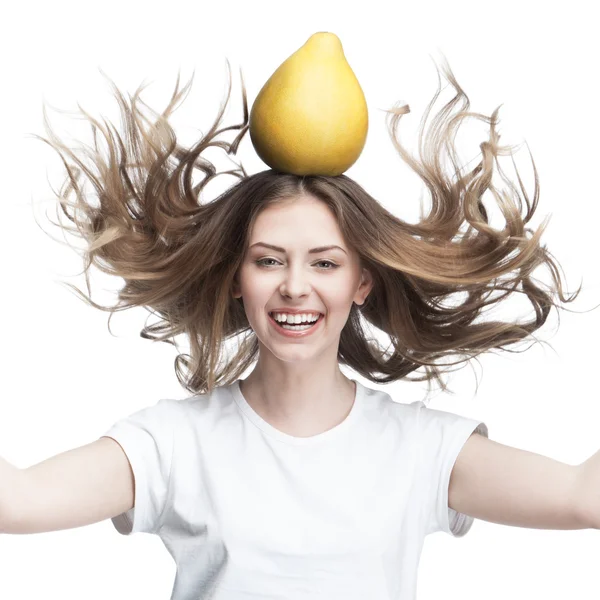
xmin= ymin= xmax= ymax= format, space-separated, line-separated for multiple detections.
xmin=269 ymin=308 xmax=323 ymax=314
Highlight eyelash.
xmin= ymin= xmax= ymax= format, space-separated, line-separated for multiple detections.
xmin=255 ymin=258 xmax=339 ymax=270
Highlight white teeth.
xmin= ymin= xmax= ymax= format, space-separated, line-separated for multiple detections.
xmin=271 ymin=312 xmax=320 ymax=324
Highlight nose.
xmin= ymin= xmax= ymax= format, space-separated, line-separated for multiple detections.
xmin=279 ymin=263 xmax=312 ymax=299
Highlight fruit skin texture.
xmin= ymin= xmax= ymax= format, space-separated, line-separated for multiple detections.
xmin=249 ymin=32 xmax=369 ymax=177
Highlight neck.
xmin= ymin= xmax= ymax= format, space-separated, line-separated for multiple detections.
xmin=239 ymin=358 xmax=356 ymax=437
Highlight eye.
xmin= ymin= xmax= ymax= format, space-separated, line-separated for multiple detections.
xmin=255 ymin=258 xmax=280 ymax=267
xmin=254 ymin=258 xmax=339 ymax=270
xmin=315 ymin=260 xmax=339 ymax=270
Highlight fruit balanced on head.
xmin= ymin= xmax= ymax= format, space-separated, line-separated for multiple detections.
xmin=249 ymin=32 xmax=369 ymax=177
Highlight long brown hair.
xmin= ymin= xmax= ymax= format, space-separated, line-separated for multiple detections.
xmin=34 ymin=56 xmax=582 ymax=398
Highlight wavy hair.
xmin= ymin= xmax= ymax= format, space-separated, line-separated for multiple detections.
xmin=34 ymin=56 xmax=582 ymax=398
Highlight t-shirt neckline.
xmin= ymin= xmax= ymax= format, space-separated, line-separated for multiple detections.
xmin=230 ymin=378 xmax=364 ymax=446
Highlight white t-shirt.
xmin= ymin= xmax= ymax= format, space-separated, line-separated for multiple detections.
xmin=102 ymin=378 xmax=488 ymax=600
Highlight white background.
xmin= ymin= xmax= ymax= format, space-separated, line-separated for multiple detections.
xmin=0 ymin=0 xmax=598 ymax=598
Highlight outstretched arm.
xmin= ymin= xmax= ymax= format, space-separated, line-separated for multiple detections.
xmin=576 ymin=448 xmax=600 ymax=530
xmin=0 ymin=437 xmax=134 ymax=534
xmin=449 ymin=433 xmax=597 ymax=530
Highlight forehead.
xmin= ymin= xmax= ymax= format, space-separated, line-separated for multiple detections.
xmin=249 ymin=197 xmax=343 ymax=243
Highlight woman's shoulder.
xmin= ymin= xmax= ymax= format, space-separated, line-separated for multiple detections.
xmin=170 ymin=381 xmax=240 ymax=428
xmin=359 ymin=382 xmax=485 ymax=433
xmin=358 ymin=382 xmax=425 ymax=426
xmin=359 ymin=381 xmax=423 ymax=410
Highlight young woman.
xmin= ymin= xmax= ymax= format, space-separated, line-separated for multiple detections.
xmin=1 ymin=33 xmax=598 ymax=600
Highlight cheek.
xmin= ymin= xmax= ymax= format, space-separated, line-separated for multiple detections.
xmin=237 ymin=274 xmax=271 ymax=312
xmin=323 ymin=277 xmax=358 ymax=300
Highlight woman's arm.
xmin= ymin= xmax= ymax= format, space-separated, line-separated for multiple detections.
xmin=0 ymin=456 xmax=21 ymax=529
xmin=1 ymin=437 xmax=134 ymax=534
xmin=449 ymin=433 xmax=593 ymax=530
xmin=575 ymin=448 xmax=600 ymax=530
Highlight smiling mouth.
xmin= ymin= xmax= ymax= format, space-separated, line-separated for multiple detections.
xmin=268 ymin=313 xmax=324 ymax=331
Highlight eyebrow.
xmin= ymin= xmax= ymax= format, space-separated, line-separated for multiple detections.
xmin=249 ymin=242 xmax=348 ymax=255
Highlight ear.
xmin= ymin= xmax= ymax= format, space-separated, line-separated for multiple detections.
xmin=353 ymin=267 xmax=374 ymax=306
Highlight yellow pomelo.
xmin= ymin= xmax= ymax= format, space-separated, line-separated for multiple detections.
xmin=249 ymin=32 xmax=368 ymax=176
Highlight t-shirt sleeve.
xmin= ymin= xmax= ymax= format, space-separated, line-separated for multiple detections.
xmin=413 ymin=401 xmax=489 ymax=538
xmin=100 ymin=398 xmax=178 ymax=536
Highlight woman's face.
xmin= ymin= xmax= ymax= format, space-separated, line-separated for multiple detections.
xmin=232 ymin=195 xmax=373 ymax=364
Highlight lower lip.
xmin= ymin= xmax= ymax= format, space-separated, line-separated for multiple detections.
xmin=268 ymin=313 xmax=324 ymax=338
